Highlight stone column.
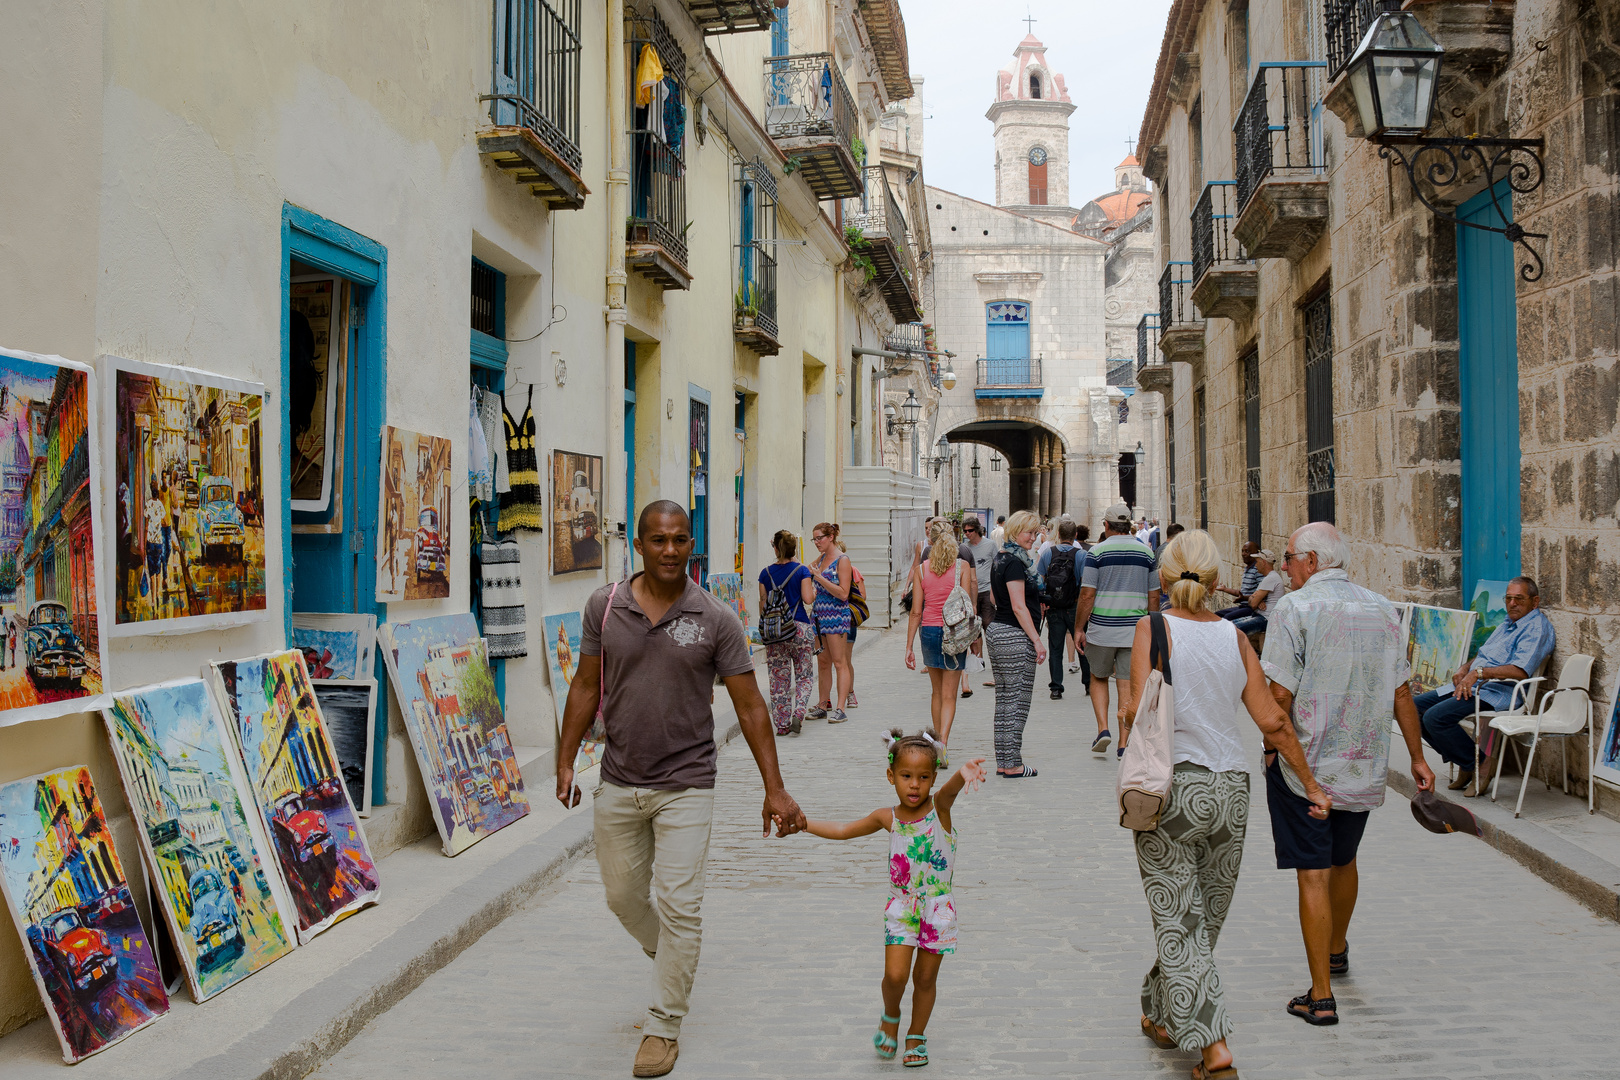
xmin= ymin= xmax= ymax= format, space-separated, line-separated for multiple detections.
xmin=1009 ymin=467 xmax=1033 ymax=513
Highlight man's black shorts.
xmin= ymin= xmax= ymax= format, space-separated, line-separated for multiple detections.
xmin=1264 ymin=756 xmax=1369 ymax=870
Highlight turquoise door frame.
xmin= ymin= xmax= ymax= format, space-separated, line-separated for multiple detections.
xmin=281 ymin=203 xmax=389 ymax=807
xmin=1456 ymin=180 xmax=1521 ymax=602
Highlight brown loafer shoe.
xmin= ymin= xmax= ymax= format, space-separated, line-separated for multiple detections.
xmin=633 ymin=1035 xmax=678 ymax=1077
xmin=1446 ymin=771 xmax=1473 ymax=792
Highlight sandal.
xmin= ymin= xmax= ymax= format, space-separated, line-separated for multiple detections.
xmin=1000 ymin=766 xmax=1038 ymax=778
xmin=903 ymin=1034 xmax=928 ymax=1068
xmin=1329 ymin=943 xmax=1349 ymax=976
xmin=1286 ymin=990 xmax=1339 ymax=1026
xmin=873 ymin=1013 xmax=900 ymax=1060
xmin=1140 ymin=1015 xmax=1176 ymax=1050
xmin=1191 ymin=1064 xmax=1240 ymax=1080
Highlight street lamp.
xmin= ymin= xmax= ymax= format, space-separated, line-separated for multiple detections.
xmin=991 ymin=451 xmax=1002 ymax=473
xmin=970 ymin=458 xmax=981 ymax=479
xmin=901 ymin=389 xmax=921 ymax=426
xmin=884 ymin=401 xmax=899 ymax=436
xmin=1345 ymin=10 xmax=1443 ymax=140
xmin=1134 ymin=440 xmax=1145 ymax=471
xmin=941 ymin=361 xmax=957 ymax=391
xmin=930 ymin=435 xmax=951 ymax=477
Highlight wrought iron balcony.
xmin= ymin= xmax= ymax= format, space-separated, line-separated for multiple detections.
xmin=885 ymin=322 xmax=928 ymax=355
xmin=1158 ymin=263 xmax=1196 ymax=327
xmin=626 ymin=8 xmax=690 ymax=289
xmin=734 ymin=244 xmax=779 ymax=355
xmin=1233 ymin=62 xmax=1330 ymax=261
xmin=479 ymin=0 xmax=588 ymax=210
xmin=1190 ymin=182 xmax=1257 ymax=320
xmin=681 ymin=0 xmax=776 ymax=34
xmin=764 ymin=54 xmax=864 ymax=201
xmin=843 ymin=166 xmax=921 ymax=322
xmin=1136 ymin=313 xmax=1160 ymax=372
xmin=975 ymin=357 xmax=1043 ymax=399
xmin=1325 ymin=0 xmax=1380 ymax=80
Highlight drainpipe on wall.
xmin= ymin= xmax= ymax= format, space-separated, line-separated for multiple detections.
xmin=605 ymin=0 xmax=629 ymax=579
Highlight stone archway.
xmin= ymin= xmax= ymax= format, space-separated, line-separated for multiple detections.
xmin=943 ymin=419 xmax=1069 ymax=518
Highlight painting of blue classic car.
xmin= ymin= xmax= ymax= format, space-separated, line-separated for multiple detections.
xmin=19 ymin=601 xmax=89 ymax=689
xmin=195 ymin=476 xmax=246 ymax=564
xmin=186 ymin=868 xmax=245 ymax=971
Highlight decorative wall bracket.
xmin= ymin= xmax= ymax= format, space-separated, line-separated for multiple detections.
xmin=1374 ymin=136 xmax=1547 ymax=281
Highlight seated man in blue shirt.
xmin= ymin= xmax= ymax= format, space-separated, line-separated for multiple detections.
xmin=1417 ymin=577 xmax=1555 ymax=797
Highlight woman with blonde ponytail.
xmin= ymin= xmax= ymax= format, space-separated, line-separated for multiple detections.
xmin=1125 ymin=529 xmax=1329 ymax=1078
xmin=905 ymin=519 xmax=977 ymax=743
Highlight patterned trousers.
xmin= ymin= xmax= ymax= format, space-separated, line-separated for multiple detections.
xmin=984 ymin=622 xmax=1037 ymax=769
xmin=1134 ymin=765 xmax=1250 ymax=1053
xmin=765 ymin=622 xmax=817 ymax=734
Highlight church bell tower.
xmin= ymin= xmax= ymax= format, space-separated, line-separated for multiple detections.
xmin=987 ymin=33 xmax=1078 ymax=218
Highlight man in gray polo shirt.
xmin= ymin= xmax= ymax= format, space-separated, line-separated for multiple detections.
xmin=557 ymin=500 xmax=806 ymax=1077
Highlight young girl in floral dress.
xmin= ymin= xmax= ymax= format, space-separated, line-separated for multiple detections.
xmin=804 ymin=729 xmax=986 ymax=1068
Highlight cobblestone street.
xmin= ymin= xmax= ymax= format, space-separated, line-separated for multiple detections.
xmin=312 ymin=629 xmax=1620 ymax=1079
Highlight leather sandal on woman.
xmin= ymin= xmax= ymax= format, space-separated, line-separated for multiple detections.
xmin=1286 ymin=990 xmax=1339 ymax=1025
xmin=872 ymin=1013 xmax=900 ymax=1059
xmin=903 ymin=1034 xmax=928 ymax=1068
xmin=1329 ymin=943 xmax=1349 ymax=975
xmin=1191 ymin=1064 xmax=1240 ymax=1079
xmin=1140 ymin=1016 xmax=1176 ymax=1049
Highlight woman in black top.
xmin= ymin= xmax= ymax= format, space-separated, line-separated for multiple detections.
xmin=985 ymin=510 xmax=1048 ymax=777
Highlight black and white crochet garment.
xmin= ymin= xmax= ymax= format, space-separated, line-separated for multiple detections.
xmin=479 ymin=539 xmax=528 ymax=658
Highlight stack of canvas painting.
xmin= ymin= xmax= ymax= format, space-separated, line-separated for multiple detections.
xmin=378 ymin=614 xmax=529 ymax=855
xmin=0 ymin=767 xmax=169 ymax=1063
xmin=205 ymin=651 xmax=379 ymax=942
xmin=102 ymin=681 xmax=294 ymax=1001
xmin=377 ymin=426 xmax=452 ymax=602
xmin=1406 ymin=605 xmax=1479 ymax=696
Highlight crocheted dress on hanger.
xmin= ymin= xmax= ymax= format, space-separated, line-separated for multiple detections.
xmin=499 ymin=387 xmax=543 ymax=532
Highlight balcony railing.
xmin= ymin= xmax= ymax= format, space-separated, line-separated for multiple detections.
xmin=1159 ymin=262 xmax=1196 ymax=326
xmin=681 ymin=0 xmax=776 ymax=34
xmin=885 ymin=322 xmax=928 ymax=354
xmin=626 ymin=8 xmax=689 ymax=287
xmin=480 ymin=0 xmax=587 ymax=209
xmin=1326 ymin=0 xmax=1382 ymax=80
xmin=844 ymin=165 xmax=921 ymax=321
xmin=1235 ymin=62 xmax=1327 ymax=212
xmin=734 ymin=243 xmax=779 ymax=349
xmin=764 ymin=53 xmax=863 ymax=200
xmin=1191 ymin=182 xmax=1247 ymax=285
xmin=975 ymin=357 xmax=1043 ymax=399
xmin=1136 ymin=313 xmax=1160 ymax=372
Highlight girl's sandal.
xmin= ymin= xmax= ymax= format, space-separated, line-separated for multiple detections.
xmin=902 ymin=1034 xmax=928 ymax=1068
xmin=1286 ymin=991 xmax=1339 ymax=1026
xmin=1140 ymin=1016 xmax=1176 ymax=1050
xmin=873 ymin=1013 xmax=901 ymax=1060
xmin=1191 ymin=1064 xmax=1240 ymax=1080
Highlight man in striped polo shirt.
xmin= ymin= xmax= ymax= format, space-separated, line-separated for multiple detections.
xmin=1076 ymin=502 xmax=1159 ymax=755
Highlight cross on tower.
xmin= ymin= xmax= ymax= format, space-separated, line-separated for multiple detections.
xmin=1023 ymin=9 xmax=1037 ymax=34
xmin=1125 ymin=136 xmax=1136 ymax=156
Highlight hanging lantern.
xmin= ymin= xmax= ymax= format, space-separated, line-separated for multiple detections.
xmin=1346 ymin=11 xmax=1444 ymax=140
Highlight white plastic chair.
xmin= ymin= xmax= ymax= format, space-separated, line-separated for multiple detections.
xmin=1488 ymin=653 xmax=1596 ymax=817
xmin=1455 ymin=657 xmax=1548 ymax=786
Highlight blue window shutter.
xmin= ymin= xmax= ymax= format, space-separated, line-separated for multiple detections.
xmin=492 ymin=0 xmax=519 ymax=125
xmin=771 ymin=4 xmax=789 ymax=57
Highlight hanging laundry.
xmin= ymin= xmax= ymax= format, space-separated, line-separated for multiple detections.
xmin=475 ymin=385 xmax=510 ymax=495
xmin=651 ymin=77 xmax=669 ymax=144
xmin=479 ymin=539 xmax=528 ymax=658
xmin=663 ymin=77 xmax=685 ymax=156
xmin=499 ymin=386 xmax=543 ymax=531
xmin=469 ymin=391 xmax=493 ymax=503
xmin=635 ymin=43 xmax=664 ymax=107
xmin=820 ymin=60 xmax=833 ymax=118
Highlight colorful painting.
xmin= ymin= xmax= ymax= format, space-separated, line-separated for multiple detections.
xmin=542 ymin=610 xmax=603 ymax=770
xmin=1594 ymin=680 xmax=1620 ymax=791
xmin=377 ymin=426 xmax=452 ymax=601
xmin=0 ymin=767 xmax=169 ymax=1062
xmin=1468 ymin=579 xmax=1511 ymax=658
xmin=1405 ymin=605 xmax=1478 ymax=696
xmin=102 ymin=680 xmax=294 ymax=1002
xmin=289 ymin=276 xmax=342 ymax=512
xmin=551 ymin=451 xmax=604 ymax=575
xmin=107 ymin=358 xmax=267 ymax=636
xmin=707 ymin=573 xmax=748 ymax=630
xmin=291 ymin=612 xmax=377 ymax=680
xmin=311 ymin=680 xmax=377 ymax=817
xmin=377 ymin=615 xmax=529 ymax=856
xmin=0 ymin=349 xmax=109 ymax=727
xmin=205 ymin=650 xmax=379 ymax=943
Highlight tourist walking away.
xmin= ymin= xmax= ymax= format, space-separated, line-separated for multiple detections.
xmin=959 ymin=515 xmax=999 ymax=696
xmin=802 ymin=729 xmax=987 ymax=1068
xmin=1035 ymin=519 xmax=1085 ymax=700
xmin=1260 ymin=522 xmax=1435 ymax=1026
xmin=1221 ymin=549 xmax=1282 ymax=637
xmin=906 ymin=519 xmax=978 ymax=744
xmin=808 ymin=522 xmax=855 ymax=722
xmin=758 ymin=529 xmax=819 ymax=736
xmin=1077 ymin=502 xmax=1159 ymax=755
xmin=1128 ymin=530 xmax=1330 ymax=1079
xmin=1416 ymin=576 xmax=1554 ymax=796
xmin=555 ymin=500 xmax=807 ymax=1078
xmin=986 ymin=510 xmax=1047 ymax=776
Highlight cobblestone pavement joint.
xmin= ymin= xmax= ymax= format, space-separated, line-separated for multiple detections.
xmin=312 ymin=628 xmax=1620 ymax=1079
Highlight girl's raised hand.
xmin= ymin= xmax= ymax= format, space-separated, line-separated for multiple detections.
xmin=957 ymin=757 xmax=988 ymax=793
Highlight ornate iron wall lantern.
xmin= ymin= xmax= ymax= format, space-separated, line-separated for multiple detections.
xmin=1347 ymin=8 xmax=1548 ymax=281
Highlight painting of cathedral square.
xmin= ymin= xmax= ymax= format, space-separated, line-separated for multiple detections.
xmin=0 ymin=767 xmax=168 ymax=1063
xmin=102 ymin=679 xmax=294 ymax=1002
xmin=378 ymin=614 xmax=528 ymax=856
xmin=110 ymin=359 xmax=267 ymax=633
xmin=206 ymin=650 xmax=379 ymax=943
xmin=0 ymin=349 xmax=108 ymax=726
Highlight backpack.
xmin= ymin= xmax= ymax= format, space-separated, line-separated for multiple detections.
xmin=1117 ymin=612 xmax=1176 ymax=831
xmin=758 ymin=565 xmax=798 ymax=645
xmin=847 ymin=565 xmax=870 ymax=628
xmin=940 ymin=564 xmax=982 ymax=655
xmin=1042 ymin=545 xmax=1080 ymax=609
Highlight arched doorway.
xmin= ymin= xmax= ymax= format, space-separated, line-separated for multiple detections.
xmin=942 ymin=420 xmax=1068 ymax=518
xmin=1118 ymin=451 xmax=1137 ymax=511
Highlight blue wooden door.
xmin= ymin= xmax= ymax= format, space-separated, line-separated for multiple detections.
xmin=1457 ymin=181 xmax=1520 ymax=601
xmin=985 ymin=302 xmax=1030 ymax=384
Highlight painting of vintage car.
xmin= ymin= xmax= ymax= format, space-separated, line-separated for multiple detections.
xmin=186 ymin=868 xmax=245 ymax=972
xmin=270 ymin=792 xmax=338 ymax=896
xmin=414 ymin=507 xmax=446 ymax=580
xmin=20 ymin=601 xmax=89 ymax=690
xmin=195 ymin=475 xmax=246 ymax=564
xmin=40 ymin=909 xmax=118 ymax=998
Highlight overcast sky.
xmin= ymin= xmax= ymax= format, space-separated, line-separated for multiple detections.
xmin=905 ymin=0 xmax=1173 ymax=206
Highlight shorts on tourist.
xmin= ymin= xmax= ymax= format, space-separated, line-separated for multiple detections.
xmin=918 ymin=626 xmax=965 ymax=671
xmin=883 ymin=892 xmax=957 ymax=954
xmin=1083 ymin=642 xmax=1132 ymax=681
xmin=1264 ymin=756 xmax=1369 ymax=870
xmin=976 ymin=591 xmax=996 ymax=625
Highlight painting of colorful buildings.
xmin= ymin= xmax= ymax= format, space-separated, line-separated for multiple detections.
xmin=103 ymin=680 xmax=293 ymax=1001
xmin=378 ymin=615 xmax=528 ymax=856
xmin=376 ymin=426 xmax=452 ymax=602
xmin=206 ymin=651 xmax=379 ymax=942
xmin=0 ymin=767 xmax=168 ymax=1062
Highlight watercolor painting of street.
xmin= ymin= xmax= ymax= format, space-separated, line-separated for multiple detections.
xmin=1405 ymin=605 xmax=1478 ymax=696
xmin=205 ymin=650 xmax=379 ymax=943
xmin=377 ymin=426 xmax=452 ymax=602
xmin=0 ymin=767 xmax=169 ymax=1062
xmin=378 ymin=615 xmax=528 ymax=856
xmin=102 ymin=680 xmax=294 ymax=1002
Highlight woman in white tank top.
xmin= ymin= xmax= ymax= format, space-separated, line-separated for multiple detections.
xmin=1123 ymin=530 xmax=1329 ymax=1080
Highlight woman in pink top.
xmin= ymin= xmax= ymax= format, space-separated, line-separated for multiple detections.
xmin=905 ymin=520 xmax=977 ymax=744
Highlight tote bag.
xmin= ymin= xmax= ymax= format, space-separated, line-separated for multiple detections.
xmin=1117 ymin=612 xmax=1176 ymax=831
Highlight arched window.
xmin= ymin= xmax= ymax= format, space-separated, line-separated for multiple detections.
xmin=1030 ymin=74 xmax=1042 ymax=99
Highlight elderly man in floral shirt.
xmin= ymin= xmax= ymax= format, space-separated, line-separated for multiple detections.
xmin=1260 ymin=522 xmax=1436 ymax=1028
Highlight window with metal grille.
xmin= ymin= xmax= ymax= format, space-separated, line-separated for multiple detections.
xmin=1195 ymin=386 xmax=1208 ymax=530
xmin=490 ymin=0 xmax=583 ymax=170
xmin=1243 ymin=349 xmax=1261 ymax=543
xmin=471 ymin=260 xmax=501 ymax=336
xmin=1304 ymin=289 xmax=1335 ymax=524
xmin=1166 ymin=406 xmax=1177 ymax=522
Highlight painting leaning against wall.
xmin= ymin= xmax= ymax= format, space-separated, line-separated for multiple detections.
xmin=377 ymin=426 xmax=452 ymax=602
xmin=551 ymin=451 xmax=604 ymax=575
xmin=1405 ymin=605 xmax=1478 ymax=697
xmin=0 ymin=767 xmax=169 ymax=1063
xmin=107 ymin=358 xmax=268 ymax=635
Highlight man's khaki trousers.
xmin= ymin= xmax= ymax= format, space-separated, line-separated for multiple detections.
xmin=594 ymin=781 xmax=715 ymax=1040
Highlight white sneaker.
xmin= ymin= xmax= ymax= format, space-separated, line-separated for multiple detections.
xmin=1067 ymin=662 xmax=1080 ymax=674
